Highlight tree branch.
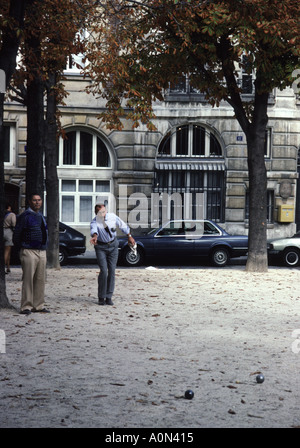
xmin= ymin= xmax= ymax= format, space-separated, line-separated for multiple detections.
xmin=8 ymin=84 xmax=27 ymax=105
xmin=217 ymin=35 xmax=250 ymax=134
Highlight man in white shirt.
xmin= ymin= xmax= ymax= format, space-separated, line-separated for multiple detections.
xmin=90 ymin=203 xmax=135 ymax=305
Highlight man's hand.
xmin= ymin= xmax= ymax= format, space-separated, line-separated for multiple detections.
xmin=90 ymin=234 xmax=98 ymax=246
xmin=128 ymin=235 xmax=135 ymax=247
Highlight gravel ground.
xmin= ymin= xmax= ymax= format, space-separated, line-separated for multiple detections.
xmin=0 ymin=264 xmax=299 ymax=429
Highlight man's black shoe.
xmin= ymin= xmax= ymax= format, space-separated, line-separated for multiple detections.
xmin=20 ymin=309 xmax=31 ymax=315
xmin=32 ymin=308 xmax=50 ymax=313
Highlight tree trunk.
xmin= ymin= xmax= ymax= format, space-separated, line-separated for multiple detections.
xmin=246 ymin=136 xmax=268 ymax=272
xmin=220 ymin=43 xmax=270 ymax=273
xmin=25 ymin=75 xmax=45 ymax=204
xmin=0 ymin=0 xmax=27 ymax=309
xmin=245 ymin=92 xmax=269 ymax=273
xmin=0 ymin=94 xmax=14 ymax=309
xmin=45 ymin=73 xmax=60 ymax=269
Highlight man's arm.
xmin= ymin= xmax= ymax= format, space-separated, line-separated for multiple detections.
xmin=90 ymin=218 xmax=98 ymax=246
xmin=115 ymin=215 xmax=135 ymax=246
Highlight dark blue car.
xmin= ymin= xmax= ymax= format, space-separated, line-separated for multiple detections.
xmin=58 ymin=222 xmax=86 ymax=265
xmin=118 ymin=219 xmax=248 ymax=267
xmin=12 ymin=221 xmax=86 ymax=266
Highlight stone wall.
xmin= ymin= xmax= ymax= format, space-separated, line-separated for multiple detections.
xmin=4 ymin=76 xmax=300 ymax=240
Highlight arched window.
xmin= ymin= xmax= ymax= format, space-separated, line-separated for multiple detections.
xmin=60 ymin=129 xmax=111 ymax=167
xmin=155 ymin=124 xmax=225 ymax=222
xmin=158 ymin=124 xmax=222 ymax=158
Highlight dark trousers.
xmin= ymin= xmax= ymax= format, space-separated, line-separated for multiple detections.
xmin=94 ymin=239 xmax=119 ymax=299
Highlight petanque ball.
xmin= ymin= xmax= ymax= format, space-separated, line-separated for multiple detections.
xmin=185 ymin=389 xmax=194 ymax=399
xmin=256 ymin=374 xmax=265 ymax=384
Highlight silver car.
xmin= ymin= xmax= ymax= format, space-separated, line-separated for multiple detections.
xmin=268 ymin=231 xmax=300 ymax=267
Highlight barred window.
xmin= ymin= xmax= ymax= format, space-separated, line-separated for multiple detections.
xmin=155 ymin=125 xmax=225 ymax=222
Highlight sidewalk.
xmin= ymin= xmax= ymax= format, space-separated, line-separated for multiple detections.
xmin=1 ymin=265 xmax=299 ymax=428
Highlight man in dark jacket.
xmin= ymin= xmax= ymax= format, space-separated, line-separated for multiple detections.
xmin=13 ymin=194 xmax=49 ymax=315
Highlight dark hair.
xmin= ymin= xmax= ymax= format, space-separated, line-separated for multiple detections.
xmin=28 ymin=193 xmax=42 ymax=200
xmin=94 ymin=203 xmax=106 ymax=213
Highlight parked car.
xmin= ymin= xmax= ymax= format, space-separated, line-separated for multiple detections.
xmin=11 ymin=222 xmax=86 ymax=266
xmin=58 ymin=222 xmax=86 ymax=265
xmin=268 ymin=231 xmax=300 ymax=267
xmin=118 ymin=219 xmax=248 ymax=267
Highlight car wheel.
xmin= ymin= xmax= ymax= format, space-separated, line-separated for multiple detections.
xmin=122 ymin=246 xmax=144 ymax=267
xmin=283 ymin=248 xmax=300 ymax=267
xmin=59 ymin=247 xmax=68 ymax=266
xmin=210 ymin=247 xmax=229 ymax=267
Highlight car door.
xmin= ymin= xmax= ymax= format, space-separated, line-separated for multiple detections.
xmin=193 ymin=220 xmax=222 ymax=256
xmin=153 ymin=220 xmax=195 ymax=258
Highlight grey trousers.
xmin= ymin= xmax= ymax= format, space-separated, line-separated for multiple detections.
xmin=94 ymin=239 xmax=119 ymax=299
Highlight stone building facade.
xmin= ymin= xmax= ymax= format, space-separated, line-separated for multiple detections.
xmin=4 ymin=69 xmax=300 ymax=244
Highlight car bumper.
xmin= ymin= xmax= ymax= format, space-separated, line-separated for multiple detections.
xmin=268 ymin=249 xmax=281 ymax=256
xmin=66 ymin=247 xmax=86 ymax=256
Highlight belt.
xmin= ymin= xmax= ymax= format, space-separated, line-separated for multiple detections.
xmin=97 ymin=238 xmax=116 ymax=245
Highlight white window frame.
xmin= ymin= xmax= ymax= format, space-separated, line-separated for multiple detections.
xmin=264 ymin=127 xmax=272 ymax=158
xmin=58 ymin=128 xmax=114 ymax=226
xmin=3 ymin=124 xmax=16 ymax=167
xmin=162 ymin=124 xmax=222 ymax=158
xmin=58 ymin=129 xmax=112 ymax=169
xmin=59 ymin=179 xmax=114 ymax=225
xmin=63 ymin=29 xmax=89 ymax=75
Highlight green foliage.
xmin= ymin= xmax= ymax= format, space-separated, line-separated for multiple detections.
xmin=85 ymin=0 xmax=300 ymax=130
